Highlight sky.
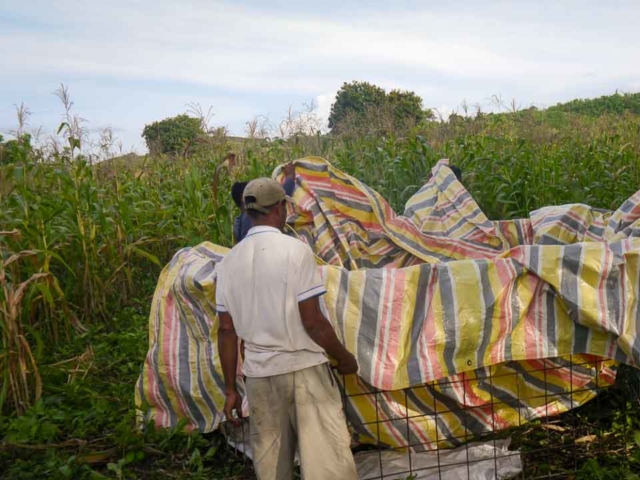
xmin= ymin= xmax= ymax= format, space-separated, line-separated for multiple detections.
xmin=2 ymin=0 xmax=639 ymax=153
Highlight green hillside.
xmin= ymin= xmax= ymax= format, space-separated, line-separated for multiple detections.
xmin=548 ymin=91 xmax=640 ymax=117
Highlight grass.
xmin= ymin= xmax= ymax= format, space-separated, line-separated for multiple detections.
xmin=508 ymin=366 xmax=640 ymax=479
xmin=2 ymin=92 xmax=640 ymax=478
xmin=1 ymin=300 xmax=254 ymax=479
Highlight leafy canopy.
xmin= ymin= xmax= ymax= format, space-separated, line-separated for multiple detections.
xmin=0 ymin=133 xmax=34 ymax=165
xmin=328 ymin=81 xmax=433 ymax=133
xmin=142 ymin=114 xmax=203 ymax=156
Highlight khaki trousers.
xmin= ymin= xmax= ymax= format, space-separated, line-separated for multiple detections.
xmin=245 ymin=363 xmax=357 ymax=480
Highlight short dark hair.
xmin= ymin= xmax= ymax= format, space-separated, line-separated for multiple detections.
xmin=246 ymin=208 xmax=264 ymax=220
xmin=246 ymin=200 xmax=284 ymax=219
xmin=231 ymin=182 xmax=249 ymax=208
xmin=450 ymin=165 xmax=462 ymax=182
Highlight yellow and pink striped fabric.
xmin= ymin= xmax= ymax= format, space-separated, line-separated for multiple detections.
xmin=135 ymin=157 xmax=639 ymax=449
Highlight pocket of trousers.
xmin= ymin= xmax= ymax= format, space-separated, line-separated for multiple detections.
xmin=325 ymin=362 xmax=335 ymax=387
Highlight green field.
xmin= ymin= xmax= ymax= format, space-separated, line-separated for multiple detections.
xmin=2 ymin=93 xmax=640 ymax=479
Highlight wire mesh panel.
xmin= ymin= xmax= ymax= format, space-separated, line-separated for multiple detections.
xmin=339 ymin=358 xmax=640 ymax=479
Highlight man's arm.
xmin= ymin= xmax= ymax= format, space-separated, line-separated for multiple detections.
xmin=298 ymin=296 xmax=358 ymax=374
xmin=283 ymin=162 xmax=296 ymax=196
xmin=218 ymin=311 xmax=242 ymax=424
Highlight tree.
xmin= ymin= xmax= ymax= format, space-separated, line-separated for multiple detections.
xmin=0 ymin=133 xmax=34 ymax=165
xmin=328 ymin=81 xmax=387 ymax=131
xmin=387 ymin=89 xmax=433 ymax=126
xmin=142 ymin=114 xmax=204 ymax=156
xmin=328 ymin=81 xmax=433 ymax=134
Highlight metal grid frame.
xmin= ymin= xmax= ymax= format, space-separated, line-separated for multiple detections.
xmin=227 ymin=358 xmax=639 ymax=479
xmin=339 ymin=357 xmax=639 ymax=479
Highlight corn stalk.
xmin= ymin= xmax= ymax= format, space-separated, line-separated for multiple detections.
xmin=0 ymin=232 xmax=48 ymax=415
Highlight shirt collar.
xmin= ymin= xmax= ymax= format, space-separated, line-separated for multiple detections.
xmin=245 ymin=226 xmax=281 ymax=237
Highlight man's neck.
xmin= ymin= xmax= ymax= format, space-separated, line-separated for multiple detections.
xmin=250 ymin=220 xmax=281 ymax=231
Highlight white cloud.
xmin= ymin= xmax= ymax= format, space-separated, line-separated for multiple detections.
xmin=4 ymin=0 xmax=639 ymax=93
xmin=314 ymin=91 xmax=336 ymax=130
xmin=2 ymin=0 xmax=639 ymax=150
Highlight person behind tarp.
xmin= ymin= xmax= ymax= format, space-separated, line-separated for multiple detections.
xmin=231 ymin=163 xmax=296 ymax=244
xmin=450 ymin=165 xmax=462 ymax=182
xmin=426 ymin=164 xmax=462 ymax=183
xmin=216 ymin=178 xmax=359 ymax=480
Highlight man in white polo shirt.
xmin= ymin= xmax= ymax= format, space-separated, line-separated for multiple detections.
xmin=216 ymin=177 xmax=358 ymax=480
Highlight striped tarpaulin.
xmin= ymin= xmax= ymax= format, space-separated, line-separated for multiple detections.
xmin=135 ymin=157 xmax=639 ymax=449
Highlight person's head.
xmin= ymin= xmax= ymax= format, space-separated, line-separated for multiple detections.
xmin=243 ymin=178 xmax=289 ymax=230
xmin=450 ymin=165 xmax=462 ymax=182
xmin=231 ymin=181 xmax=249 ymax=209
xmin=426 ymin=165 xmax=462 ymax=183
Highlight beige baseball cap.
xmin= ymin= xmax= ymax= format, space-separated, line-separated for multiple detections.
xmin=243 ymin=178 xmax=289 ymax=214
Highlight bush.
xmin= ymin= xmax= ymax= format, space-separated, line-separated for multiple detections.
xmin=328 ymin=81 xmax=433 ymax=135
xmin=141 ymin=114 xmax=204 ymax=156
xmin=0 ymin=134 xmax=34 ymax=165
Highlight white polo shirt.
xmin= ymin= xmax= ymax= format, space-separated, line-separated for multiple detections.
xmin=216 ymin=226 xmax=328 ymax=377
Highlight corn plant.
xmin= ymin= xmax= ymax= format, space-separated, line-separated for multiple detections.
xmin=2 ymin=96 xmax=640 ymax=423
xmin=0 ymin=231 xmax=46 ymax=415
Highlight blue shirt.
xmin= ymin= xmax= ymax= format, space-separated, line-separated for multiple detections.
xmin=233 ymin=177 xmax=295 ymax=244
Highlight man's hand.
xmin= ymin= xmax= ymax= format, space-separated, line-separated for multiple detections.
xmin=337 ymin=351 xmax=359 ymax=375
xmin=299 ymin=295 xmax=360 ymax=376
xmin=223 ymin=390 xmax=243 ymax=426
xmin=283 ymin=162 xmax=295 ymax=179
xmin=218 ymin=312 xmax=242 ymax=425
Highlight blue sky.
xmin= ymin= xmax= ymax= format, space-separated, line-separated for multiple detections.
xmin=2 ymin=0 xmax=639 ymax=153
